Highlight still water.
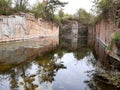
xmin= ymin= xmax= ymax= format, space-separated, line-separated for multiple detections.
xmin=0 ymin=37 xmax=119 ymax=90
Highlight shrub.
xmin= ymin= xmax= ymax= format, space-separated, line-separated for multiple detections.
xmin=113 ymin=34 xmax=120 ymax=41
xmin=107 ymin=33 xmax=120 ymax=50
xmin=0 ymin=0 xmax=13 ymax=15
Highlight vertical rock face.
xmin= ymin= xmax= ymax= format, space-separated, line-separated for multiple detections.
xmin=60 ymin=20 xmax=78 ymax=50
xmin=78 ymin=23 xmax=88 ymax=47
xmin=0 ymin=13 xmax=59 ymax=42
xmin=71 ymin=21 xmax=78 ymax=49
xmin=95 ymin=19 xmax=120 ymax=61
xmin=88 ymin=26 xmax=95 ymax=47
xmin=60 ymin=20 xmax=95 ymax=49
xmin=95 ymin=2 xmax=120 ymax=61
xmin=95 ymin=1 xmax=120 ymax=46
xmin=95 ymin=19 xmax=117 ymax=46
xmin=0 ymin=15 xmax=26 ymax=38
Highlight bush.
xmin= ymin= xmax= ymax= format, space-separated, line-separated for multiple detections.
xmin=107 ymin=33 xmax=120 ymax=50
xmin=53 ymin=15 xmax=61 ymax=25
xmin=0 ymin=0 xmax=13 ymax=15
xmin=113 ymin=34 xmax=120 ymax=41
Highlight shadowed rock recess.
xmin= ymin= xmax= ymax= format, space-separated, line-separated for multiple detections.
xmin=60 ymin=20 xmax=94 ymax=50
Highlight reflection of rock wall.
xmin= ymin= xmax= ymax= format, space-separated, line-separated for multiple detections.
xmin=60 ymin=20 xmax=78 ymax=49
xmin=60 ymin=20 xmax=94 ymax=49
xmin=78 ymin=23 xmax=88 ymax=47
xmin=88 ymin=26 xmax=95 ymax=47
xmin=0 ymin=13 xmax=59 ymax=42
xmin=0 ymin=37 xmax=59 ymax=65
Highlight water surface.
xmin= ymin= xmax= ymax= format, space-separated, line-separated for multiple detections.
xmin=0 ymin=38 xmax=119 ymax=90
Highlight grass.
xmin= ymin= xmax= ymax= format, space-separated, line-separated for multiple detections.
xmin=113 ymin=34 xmax=120 ymax=41
xmin=107 ymin=33 xmax=120 ymax=51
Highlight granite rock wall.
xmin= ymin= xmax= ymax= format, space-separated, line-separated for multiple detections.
xmin=0 ymin=13 xmax=59 ymax=42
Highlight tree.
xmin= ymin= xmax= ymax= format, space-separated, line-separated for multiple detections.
xmin=93 ymin=0 xmax=109 ymax=14
xmin=59 ymin=9 xmax=64 ymax=20
xmin=32 ymin=1 xmax=46 ymax=18
xmin=77 ymin=8 xmax=89 ymax=20
xmin=92 ymin=0 xmax=119 ymax=22
xmin=75 ymin=8 xmax=95 ymax=25
xmin=32 ymin=0 xmax=67 ymax=22
xmin=14 ymin=0 xmax=29 ymax=12
xmin=45 ymin=0 xmax=68 ymax=21
xmin=0 ymin=0 xmax=12 ymax=15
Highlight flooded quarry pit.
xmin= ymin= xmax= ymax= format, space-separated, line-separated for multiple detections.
xmin=0 ymin=0 xmax=120 ymax=90
xmin=0 ymin=36 xmax=119 ymax=90
xmin=0 ymin=15 xmax=120 ymax=90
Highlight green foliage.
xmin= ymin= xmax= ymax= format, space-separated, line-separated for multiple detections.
xmin=75 ymin=8 xmax=95 ymax=25
xmin=46 ymin=0 xmax=67 ymax=12
xmin=0 ymin=0 xmax=13 ymax=15
xmin=92 ymin=0 xmax=109 ymax=15
xmin=54 ymin=10 xmax=71 ymax=25
xmin=74 ymin=48 xmax=92 ymax=60
xmin=53 ymin=15 xmax=61 ymax=25
xmin=14 ymin=0 xmax=29 ymax=12
xmin=32 ymin=2 xmax=46 ymax=18
xmin=53 ymin=12 xmax=73 ymax=25
xmin=32 ymin=0 xmax=67 ymax=24
xmin=92 ymin=0 xmax=117 ymax=23
xmin=45 ymin=0 xmax=68 ymax=21
xmin=107 ymin=33 xmax=120 ymax=51
xmin=0 ymin=0 xmax=67 ymax=25
xmin=0 ymin=0 xmax=30 ymax=15
xmin=31 ymin=1 xmax=50 ymax=20
xmin=113 ymin=34 xmax=120 ymax=41
xmin=59 ymin=9 xmax=64 ymax=20
xmin=0 ymin=0 xmax=67 ymax=26
xmin=63 ymin=13 xmax=72 ymax=20
xmin=107 ymin=40 xmax=114 ymax=51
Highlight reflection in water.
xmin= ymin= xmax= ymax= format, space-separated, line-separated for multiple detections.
xmin=0 ymin=36 xmax=95 ymax=90
xmin=0 ymin=52 xmax=94 ymax=90
xmin=94 ymin=39 xmax=120 ymax=70
xmin=37 ymin=54 xmax=66 ymax=83
xmin=0 ymin=37 xmax=58 ymax=65
xmin=52 ymin=52 xmax=95 ymax=90
xmin=0 ymin=47 xmax=95 ymax=90
xmin=93 ymin=39 xmax=120 ymax=89
xmin=0 ymin=37 xmax=120 ymax=90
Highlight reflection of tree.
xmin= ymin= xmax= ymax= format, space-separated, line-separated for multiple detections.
xmin=73 ymin=48 xmax=92 ymax=60
xmin=10 ymin=69 xmax=19 ymax=89
xmin=40 ymin=62 xmax=66 ymax=83
xmin=37 ymin=52 xmax=66 ymax=83
xmin=0 ymin=49 xmax=66 ymax=89
xmin=84 ymin=72 xmax=117 ymax=90
xmin=0 ymin=62 xmax=38 ymax=90
xmin=84 ymin=70 xmax=99 ymax=90
xmin=21 ymin=74 xmax=38 ymax=90
xmin=86 ymin=52 xmax=96 ymax=67
xmin=18 ymin=63 xmax=38 ymax=90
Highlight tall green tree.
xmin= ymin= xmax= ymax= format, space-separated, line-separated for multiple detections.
xmin=44 ymin=0 xmax=67 ymax=21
